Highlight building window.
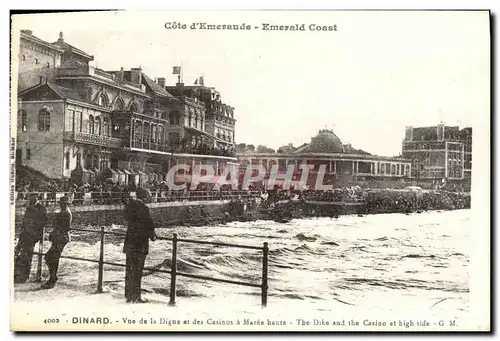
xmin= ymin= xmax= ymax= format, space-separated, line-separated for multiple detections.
xmin=76 ymin=153 xmax=81 ymax=168
xmin=35 ymin=58 xmax=39 ymax=64
xmin=38 ymin=109 xmax=50 ymax=131
xmin=19 ymin=110 xmax=27 ymax=132
xmin=129 ymin=102 xmax=138 ymax=113
xmin=88 ymin=115 xmax=95 ymax=134
xmin=46 ymin=62 xmax=50 ymax=68
xmin=103 ymin=117 xmax=110 ymax=137
xmin=75 ymin=112 xmax=82 ymax=132
xmin=158 ymin=125 xmax=164 ymax=144
xmin=66 ymin=109 xmax=75 ymax=132
xmin=98 ymin=94 xmax=108 ymax=108
xmin=65 ymin=152 xmax=70 ymax=169
xmin=21 ymin=55 xmax=26 ymax=61
xmin=95 ymin=116 xmax=102 ymax=135
xmin=151 ymin=125 xmax=157 ymax=143
xmin=169 ymin=112 xmax=179 ymax=125
xmin=114 ymin=98 xmax=124 ymax=111
xmin=26 ymin=149 xmax=31 ymax=160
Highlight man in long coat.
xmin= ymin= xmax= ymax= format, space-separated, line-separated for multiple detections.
xmin=41 ymin=195 xmax=72 ymax=289
xmin=14 ymin=193 xmax=47 ymax=283
xmin=123 ymin=190 xmax=156 ymax=303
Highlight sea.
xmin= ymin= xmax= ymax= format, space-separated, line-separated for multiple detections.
xmin=13 ymin=209 xmax=472 ymax=331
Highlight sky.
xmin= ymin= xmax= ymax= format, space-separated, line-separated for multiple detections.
xmin=12 ymin=10 xmax=489 ymax=156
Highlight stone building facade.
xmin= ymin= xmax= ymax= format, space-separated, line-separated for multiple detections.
xmin=17 ymin=30 xmax=64 ymax=92
xmin=238 ymin=129 xmax=413 ymax=189
xmin=402 ymin=124 xmax=472 ymax=183
xmin=15 ymin=30 xmax=237 ymax=184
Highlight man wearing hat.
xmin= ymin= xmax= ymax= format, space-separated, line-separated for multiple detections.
xmin=14 ymin=193 xmax=47 ymax=283
xmin=122 ymin=188 xmax=156 ymax=303
xmin=41 ymin=195 xmax=72 ymax=289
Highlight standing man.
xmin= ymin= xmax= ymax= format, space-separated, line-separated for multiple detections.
xmin=14 ymin=193 xmax=47 ymax=284
xmin=123 ymin=189 xmax=157 ymax=303
xmin=41 ymin=195 xmax=72 ymax=289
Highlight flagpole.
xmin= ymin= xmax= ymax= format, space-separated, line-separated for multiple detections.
xmin=181 ymin=62 xmax=184 ymax=84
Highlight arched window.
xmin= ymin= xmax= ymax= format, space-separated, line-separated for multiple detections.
xmin=98 ymin=94 xmax=108 ymax=107
xmin=129 ymin=102 xmax=138 ymax=113
xmin=38 ymin=109 xmax=50 ymax=131
xmin=19 ymin=110 xmax=27 ymax=132
xmin=95 ymin=117 xmax=102 ymax=135
xmin=103 ymin=117 xmax=110 ymax=137
xmin=114 ymin=98 xmax=124 ymax=111
xmin=194 ymin=115 xmax=198 ymax=129
xmin=88 ymin=115 xmax=95 ymax=134
xmin=76 ymin=152 xmax=81 ymax=168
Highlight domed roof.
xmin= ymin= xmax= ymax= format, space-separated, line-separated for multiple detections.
xmin=293 ymin=129 xmax=371 ymax=155
xmin=300 ymin=129 xmax=345 ymax=153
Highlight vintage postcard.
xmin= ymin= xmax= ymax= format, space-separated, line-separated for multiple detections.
xmin=9 ymin=10 xmax=490 ymax=332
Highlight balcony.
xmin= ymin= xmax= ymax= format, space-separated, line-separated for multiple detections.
xmin=64 ymin=131 xmax=123 ymax=148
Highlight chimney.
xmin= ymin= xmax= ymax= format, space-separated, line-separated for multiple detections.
xmin=404 ymin=126 xmax=413 ymax=141
xmin=131 ymin=67 xmax=142 ymax=84
xmin=157 ymin=77 xmax=166 ymax=88
xmin=58 ymin=31 xmax=64 ymax=43
xmin=21 ymin=30 xmax=32 ymax=36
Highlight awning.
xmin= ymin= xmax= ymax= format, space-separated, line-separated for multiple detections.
xmin=113 ymin=168 xmax=124 ymax=175
xmin=121 ymin=169 xmax=132 ymax=175
xmin=106 ymin=168 xmax=118 ymax=175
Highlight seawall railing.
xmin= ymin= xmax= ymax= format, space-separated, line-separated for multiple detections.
xmin=30 ymin=225 xmax=269 ymax=307
xmin=15 ymin=190 xmax=262 ymax=208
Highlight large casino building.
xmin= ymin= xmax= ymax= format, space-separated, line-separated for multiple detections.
xmin=237 ymin=129 xmax=414 ymax=189
xmin=15 ymin=30 xmax=237 ymax=186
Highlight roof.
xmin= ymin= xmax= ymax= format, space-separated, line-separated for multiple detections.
xmin=20 ymin=31 xmax=64 ymax=53
xmin=280 ymin=129 xmax=371 ymax=155
xmin=142 ymin=73 xmax=174 ymax=98
xmin=52 ymin=40 xmax=94 ymax=61
xmin=18 ymin=82 xmax=100 ymax=109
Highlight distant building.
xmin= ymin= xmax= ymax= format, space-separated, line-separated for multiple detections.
xmin=401 ymin=123 xmax=472 ymax=183
xmin=17 ymin=30 xmax=66 ymax=92
xmin=237 ymin=129 xmax=412 ymax=189
xmin=165 ymin=84 xmax=236 ymax=150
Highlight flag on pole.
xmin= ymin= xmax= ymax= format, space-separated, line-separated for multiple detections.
xmin=172 ymin=66 xmax=181 ymax=75
xmin=194 ymin=78 xmax=198 ymax=85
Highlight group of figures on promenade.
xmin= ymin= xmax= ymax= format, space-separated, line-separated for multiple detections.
xmin=14 ymin=190 xmax=158 ymax=303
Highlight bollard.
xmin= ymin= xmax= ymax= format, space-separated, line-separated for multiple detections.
xmin=96 ymin=225 xmax=105 ymax=293
xmin=169 ymin=233 xmax=178 ymax=306
xmin=35 ymin=227 xmax=44 ymax=282
xmin=261 ymin=242 xmax=269 ymax=307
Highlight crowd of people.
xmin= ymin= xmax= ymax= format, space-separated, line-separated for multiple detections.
xmin=15 ymin=174 xmax=471 ymax=215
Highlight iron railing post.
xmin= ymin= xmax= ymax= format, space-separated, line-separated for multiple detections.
xmin=169 ymin=233 xmax=178 ymax=306
xmin=35 ymin=227 xmax=44 ymax=282
xmin=261 ymin=242 xmax=269 ymax=307
xmin=96 ymin=225 xmax=105 ymax=293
